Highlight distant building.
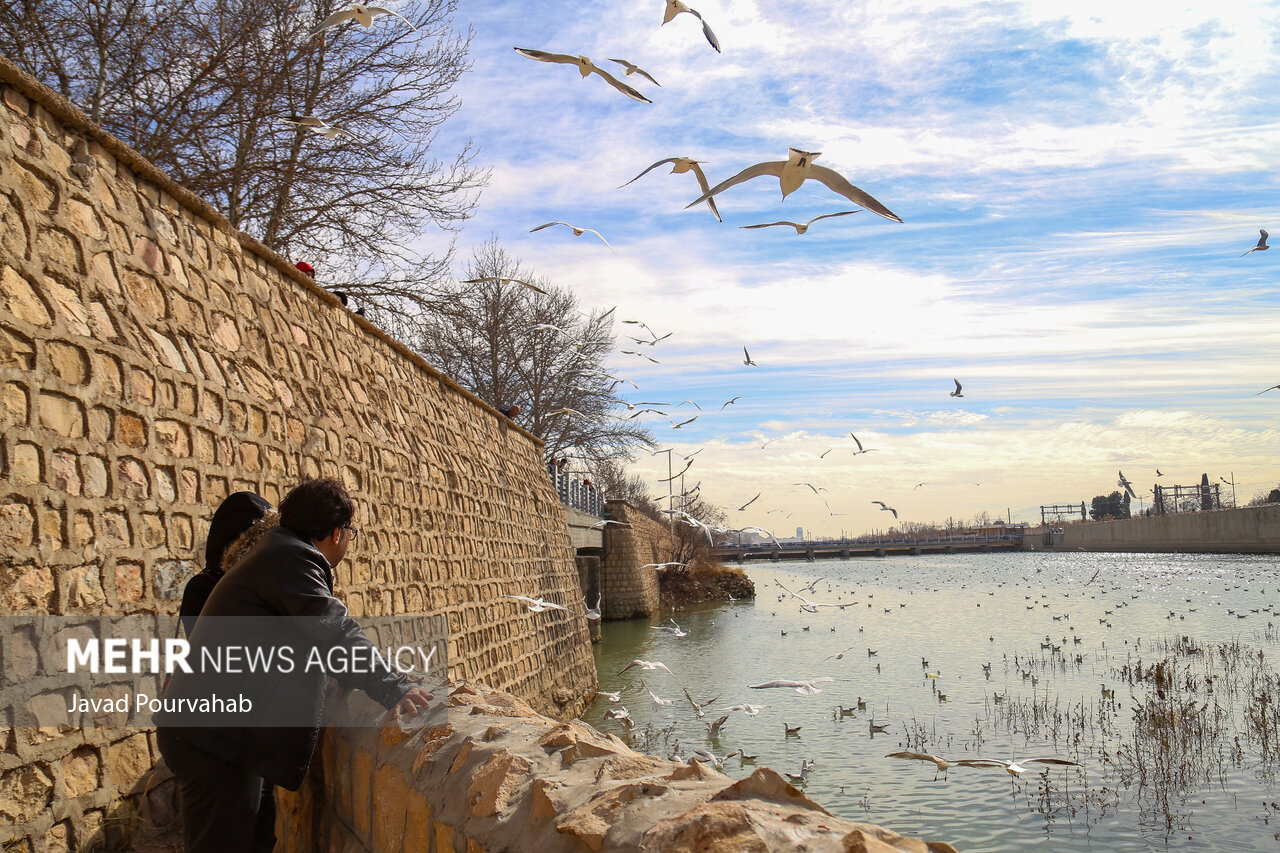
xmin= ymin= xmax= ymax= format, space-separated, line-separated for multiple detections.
xmin=795 ymin=526 xmax=804 ymax=539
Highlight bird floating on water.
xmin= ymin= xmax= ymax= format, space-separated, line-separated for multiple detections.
xmin=514 ymin=48 xmax=651 ymax=103
xmin=687 ymin=148 xmax=902 ymax=222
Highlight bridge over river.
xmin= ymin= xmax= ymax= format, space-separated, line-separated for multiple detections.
xmin=715 ymin=531 xmax=1032 ymax=563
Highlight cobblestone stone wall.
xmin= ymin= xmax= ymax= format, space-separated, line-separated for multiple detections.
xmin=599 ymin=501 xmax=673 ymax=619
xmin=0 ymin=56 xmax=596 ymax=852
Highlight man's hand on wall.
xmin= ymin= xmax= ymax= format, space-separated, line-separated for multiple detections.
xmin=386 ymin=687 xmax=435 ymax=722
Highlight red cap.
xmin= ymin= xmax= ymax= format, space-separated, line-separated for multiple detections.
xmin=294 ymin=261 xmax=315 ymax=277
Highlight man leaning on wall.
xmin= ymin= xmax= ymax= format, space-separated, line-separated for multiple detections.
xmin=154 ymin=478 xmax=433 ymax=852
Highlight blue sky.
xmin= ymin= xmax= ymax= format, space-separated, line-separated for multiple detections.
xmin=415 ymin=0 xmax=1280 ymax=535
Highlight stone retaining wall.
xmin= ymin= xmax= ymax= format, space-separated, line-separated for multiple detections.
xmin=0 ymin=56 xmax=596 ymax=852
xmin=276 ymin=680 xmax=959 ymax=853
xmin=600 ymin=501 xmax=672 ymax=619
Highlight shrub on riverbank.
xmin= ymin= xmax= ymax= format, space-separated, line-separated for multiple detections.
xmin=658 ymin=561 xmax=754 ymax=609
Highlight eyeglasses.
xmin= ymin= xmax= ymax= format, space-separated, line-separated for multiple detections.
xmin=343 ymin=525 xmax=360 ymax=542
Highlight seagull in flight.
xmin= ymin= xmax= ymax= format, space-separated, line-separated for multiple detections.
xmin=281 ymin=115 xmax=357 ymax=140
xmin=514 ymin=48 xmax=652 ymax=103
xmin=720 ymin=396 xmax=744 ymax=409
xmin=308 ymin=3 xmax=419 ymax=38
xmin=913 ymin=483 xmax=928 ymax=490
xmin=794 ymin=483 xmax=826 ymax=496
xmin=718 ymin=703 xmax=766 ymax=716
xmin=953 ymin=757 xmax=1081 ymax=779
xmin=743 ymin=346 xmax=758 ymax=366
xmin=621 ymin=157 xmax=722 ymax=222
xmin=530 ymin=221 xmax=615 ymax=251
xmin=607 ymin=58 xmax=661 ymax=87
xmin=885 ymin=751 xmax=962 ymax=781
xmin=1254 ymin=384 xmax=1280 ymax=395
xmin=749 ymin=678 xmax=840 ymax=696
xmin=1116 ymin=470 xmax=1137 ymax=500
xmin=504 ymin=594 xmax=568 ymax=613
xmin=462 ymin=276 xmax=547 ymax=295
xmin=687 ymin=148 xmax=902 ymax=222
xmin=949 ymin=378 xmax=963 ymax=397
xmin=740 ymin=210 xmax=860 ymax=235
xmin=1241 ymin=229 xmax=1270 ymax=256
xmin=871 ymin=501 xmax=898 ymax=519
xmin=738 ymin=493 xmax=761 ymax=511
xmin=619 ymin=659 xmax=674 ymax=676
xmin=661 ymin=0 xmax=721 ymax=52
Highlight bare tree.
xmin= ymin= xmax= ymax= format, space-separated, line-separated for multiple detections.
xmin=0 ymin=0 xmax=484 ymax=318
xmin=418 ymin=240 xmax=655 ymax=462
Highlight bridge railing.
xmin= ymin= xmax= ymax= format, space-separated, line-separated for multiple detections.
xmin=547 ymin=464 xmax=604 ymax=517
xmin=716 ymin=531 xmax=1025 ymax=550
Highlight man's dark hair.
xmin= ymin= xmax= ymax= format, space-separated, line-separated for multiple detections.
xmin=279 ymin=478 xmax=354 ymax=542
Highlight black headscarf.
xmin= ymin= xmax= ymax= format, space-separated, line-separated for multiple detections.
xmin=180 ymin=492 xmax=272 ymax=636
xmin=204 ymin=491 xmax=273 ymax=574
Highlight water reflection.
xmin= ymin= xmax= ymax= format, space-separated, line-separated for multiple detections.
xmin=590 ymin=552 xmax=1280 ymax=852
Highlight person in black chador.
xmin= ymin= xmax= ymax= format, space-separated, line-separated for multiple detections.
xmin=178 ymin=491 xmax=272 ymax=637
xmin=156 ymin=478 xmax=432 ymax=852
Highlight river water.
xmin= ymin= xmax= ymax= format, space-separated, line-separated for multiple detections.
xmin=589 ymin=552 xmax=1280 ymax=852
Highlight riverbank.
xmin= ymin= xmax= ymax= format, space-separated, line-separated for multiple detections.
xmin=658 ymin=562 xmax=755 ymax=609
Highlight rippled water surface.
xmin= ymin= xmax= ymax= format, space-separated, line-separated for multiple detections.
xmin=589 ymin=552 xmax=1280 ymax=852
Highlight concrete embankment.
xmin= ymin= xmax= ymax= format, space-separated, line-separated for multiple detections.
xmin=1050 ymin=504 xmax=1280 ymax=554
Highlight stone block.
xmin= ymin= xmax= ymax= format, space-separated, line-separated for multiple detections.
xmin=117 ymin=457 xmax=149 ymax=498
xmin=0 ymin=763 xmax=53 ymax=823
xmin=45 ymin=342 xmax=89 ymax=385
xmin=49 ymin=450 xmax=80 ymax=495
xmin=154 ymin=420 xmax=189 ymax=457
xmin=0 ymin=326 xmax=34 ymax=369
xmin=133 ymin=236 xmax=165 ymax=274
xmin=129 ymin=368 xmax=154 ymax=406
xmin=43 ymin=820 xmax=72 ymax=853
xmin=11 ymin=441 xmax=41 ymax=485
xmin=371 ymin=764 xmax=409 ymax=851
xmin=100 ymin=510 xmax=130 ymax=548
xmin=106 ymin=734 xmax=150 ymax=789
xmin=37 ymin=392 xmax=84 ymax=438
xmin=42 ymin=276 xmax=90 ymax=336
xmin=83 ymin=455 xmax=107 ymax=498
xmin=138 ymin=512 xmax=164 ymax=549
xmin=37 ymin=227 xmax=84 ymax=274
xmin=64 ymin=565 xmax=105 ymax=610
xmin=0 ymin=498 xmax=35 ymax=548
xmin=61 ymin=746 xmax=100 ymax=798
xmin=1 ymin=266 xmax=51 ymax=326
xmin=114 ymin=562 xmax=143 ymax=603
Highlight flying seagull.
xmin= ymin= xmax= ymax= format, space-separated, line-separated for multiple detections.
xmin=687 ymin=148 xmax=902 ymax=222
xmin=661 ymin=0 xmax=721 ymax=52
xmin=462 ymin=276 xmax=547 ymax=295
xmin=281 ymin=115 xmax=357 ymax=140
xmin=1116 ymin=470 xmax=1137 ymax=500
xmin=308 ymin=3 xmax=419 ymax=38
xmin=750 ymin=678 xmax=838 ymax=696
xmin=618 ymin=659 xmax=674 ymax=676
xmin=740 ymin=210 xmax=860 ymax=235
xmin=953 ymin=757 xmax=1081 ymax=779
xmin=530 ymin=221 xmax=615 ymax=252
xmin=871 ymin=501 xmax=898 ymax=519
xmin=1254 ymin=384 xmax=1280 ymax=395
xmin=620 ymin=157 xmax=722 ymax=222
xmin=949 ymin=378 xmax=963 ymax=397
xmin=504 ymin=594 xmax=568 ymax=613
xmin=721 ymin=396 xmax=744 ymax=409
xmin=738 ymin=493 xmax=762 ymax=511
xmin=514 ymin=48 xmax=652 ymax=103
xmin=607 ymin=58 xmax=661 ymax=86
xmin=1241 ymin=229 xmax=1270 ymax=257
xmin=743 ymin=346 xmax=758 ymax=366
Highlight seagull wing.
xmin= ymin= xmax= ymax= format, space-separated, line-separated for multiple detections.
xmin=687 ymin=161 xmax=723 ymax=222
xmin=953 ymin=759 xmax=1007 ymax=769
xmin=588 ymin=64 xmax=653 ymax=103
xmin=750 ymin=680 xmax=805 ymax=689
xmin=620 ymin=157 xmax=680 ymax=188
xmin=850 ymin=433 xmax=863 ymax=452
xmin=699 ymin=17 xmax=721 ymax=51
xmin=686 ymin=160 xmax=786 ymax=208
xmin=1022 ymin=757 xmax=1081 ymax=767
xmin=463 ymin=276 xmax=547 ymax=295
xmin=806 ymin=165 xmax=903 ymax=222
xmin=808 ymin=210 xmax=861 ymax=226
xmin=579 ymin=227 xmax=616 ymax=251
xmin=740 ymin=221 xmax=802 ymax=232
xmin=308 ymin=8 xmax=358 ymax=37
xmin=514 ymin=47 xmax=580 ymax=66
xmin=366 ymin=6 xmax=419 ymax=31
xmin=886 ymin=751 xmax=941 ymax=763
xmin=530 ymin=221 xmax=572 ymax=233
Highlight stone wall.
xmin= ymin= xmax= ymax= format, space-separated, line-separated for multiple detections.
xmin=600 ymin=501 xmax=672 ymax=619
xmin=0 ymin=56 xmax=596 ymax=851
xmin=1060 ymin=504 xmax=1280 ymax=553
xmin=276 ymin=680 xmax=959 ymax=853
